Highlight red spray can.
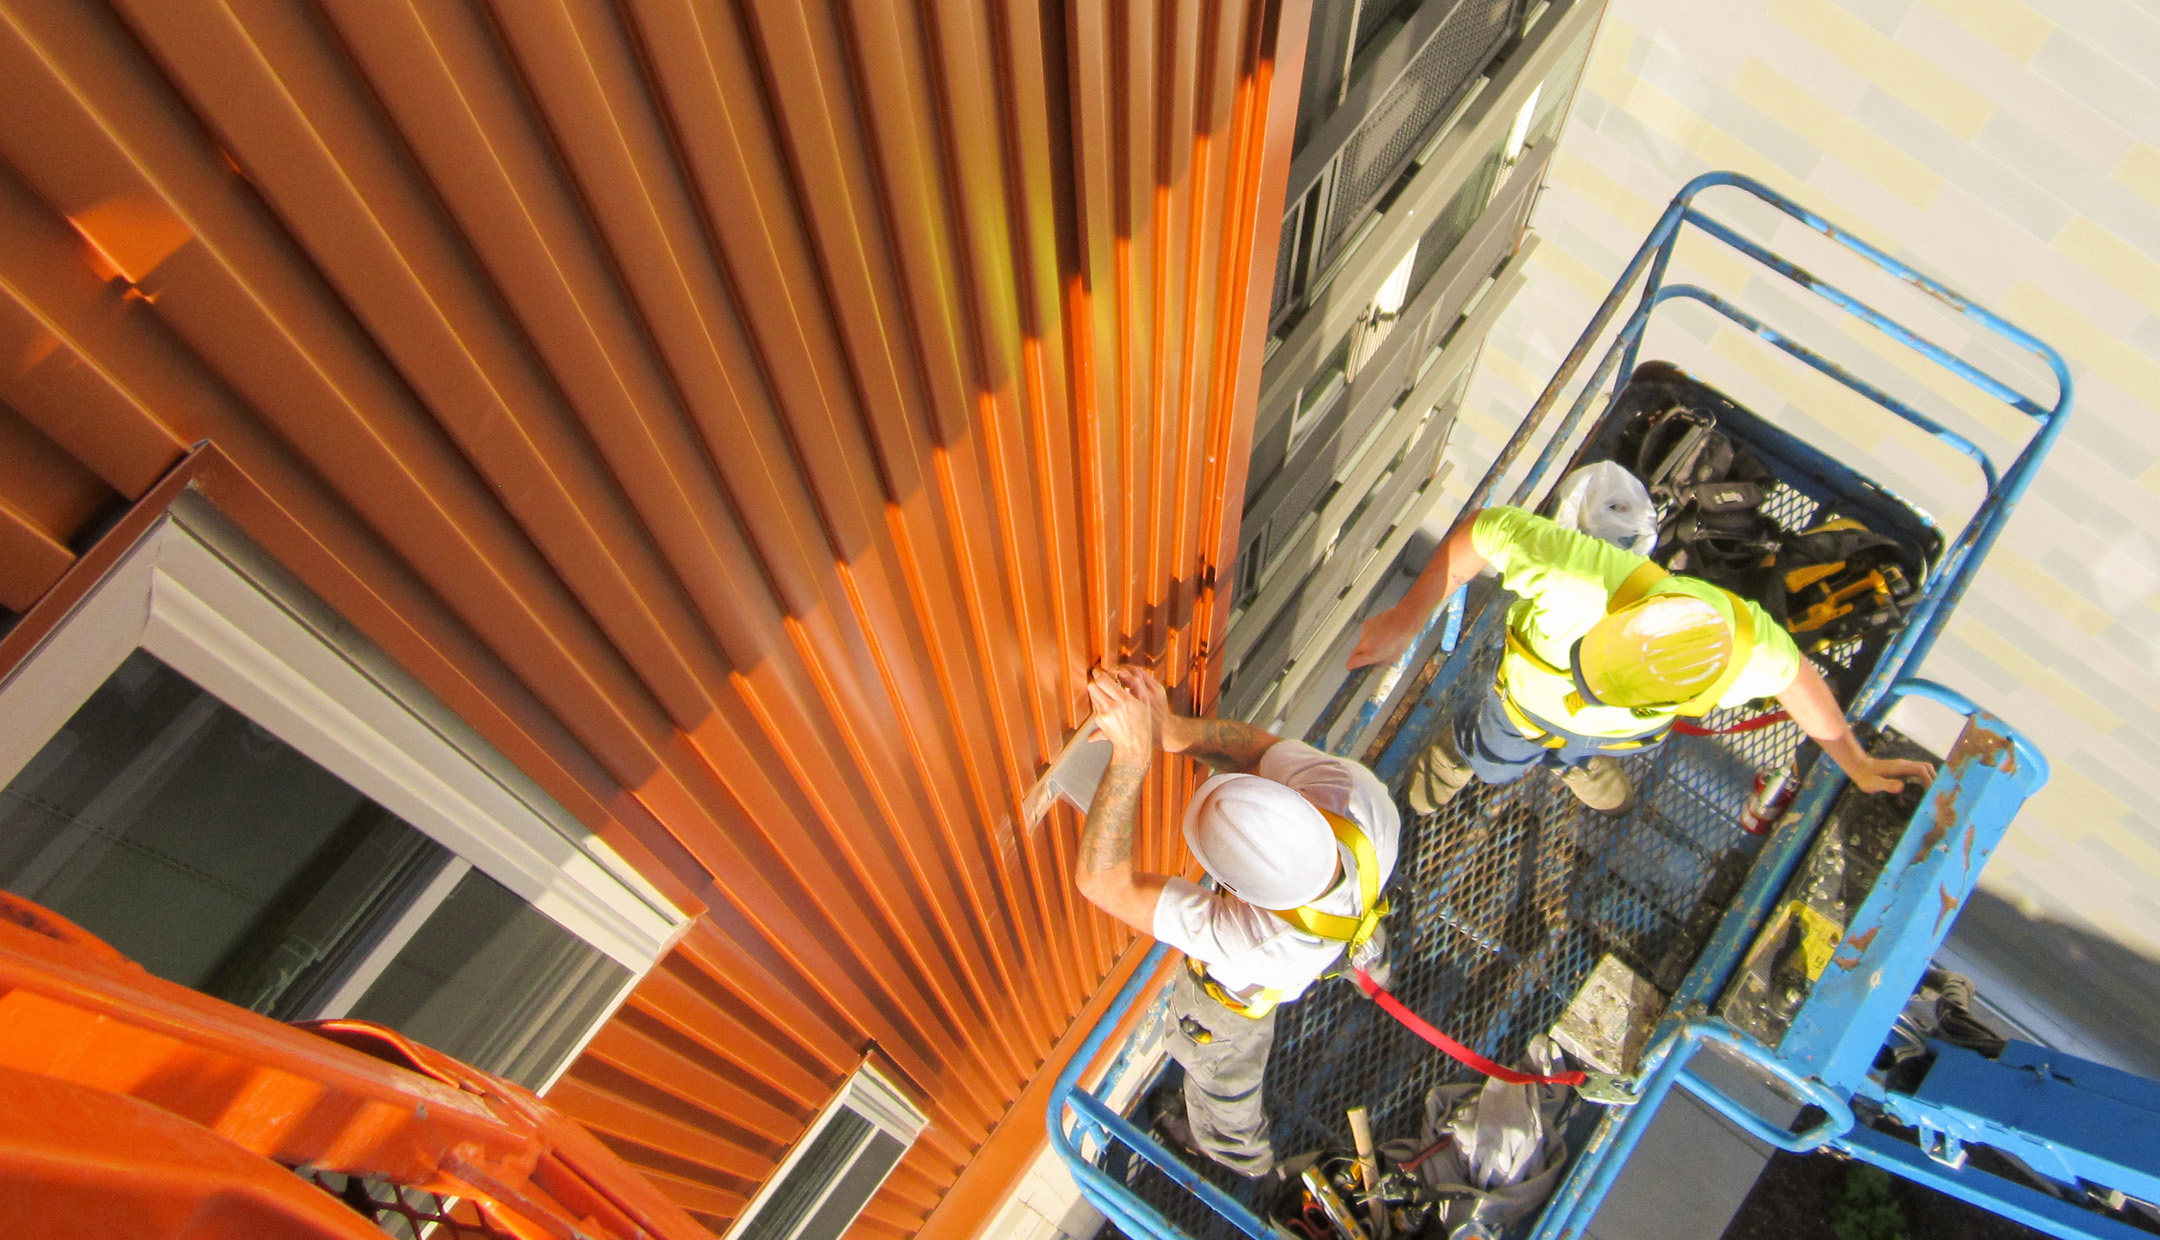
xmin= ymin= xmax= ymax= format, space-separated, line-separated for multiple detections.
xmin=1740 ymin=764 xmax=1798 ymax=835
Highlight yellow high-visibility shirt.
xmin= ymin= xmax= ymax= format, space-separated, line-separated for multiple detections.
xmin=1471 ymin=506 xmax=1802 ymax=737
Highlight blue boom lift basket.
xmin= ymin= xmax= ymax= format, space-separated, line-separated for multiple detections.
xmin=1046 ymin=172 xmax=2155 ymax=1240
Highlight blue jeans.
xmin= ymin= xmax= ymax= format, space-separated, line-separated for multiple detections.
xmin=1459 ymin=685 xmax=1667 ymax=785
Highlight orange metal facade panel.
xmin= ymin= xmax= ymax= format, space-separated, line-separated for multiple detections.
xmin=0 ymin=0 xmax=1304 ymax=1233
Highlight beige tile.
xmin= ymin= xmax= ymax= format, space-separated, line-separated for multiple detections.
xmin=2043 ymin=763 xmax=2133 ymax=828
xmin=1957 ymin=622 xmax=2125 ymax=732
xmin=1731 ymin=59 xmax=1945 ymax=209
xmin=2112 ymin=143 xmax=2160 ymax=209
xmin=1770 ymin=0 xmax=1998 ymax=140
xmin=2047 ymin=217 xmax=2160 ymax=319
xmin=1915 ymin=0 xmax=2054 ymax=63
xmin=1981 ymin=549 xmax=2115 ymax=635
xmin=2001 ymin=284 xmax=2160 ymax=419
xmin=1711 ymin=328 xmax=1889 ymax=453
xmin=1550 ymin=148 xmax=1663 ymax=228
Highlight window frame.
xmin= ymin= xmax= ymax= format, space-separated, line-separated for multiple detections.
xmin=724 ymin=1061 xmax=930 ymax=1240
xmin=0 ymin=494 xmax=686 ymax=1085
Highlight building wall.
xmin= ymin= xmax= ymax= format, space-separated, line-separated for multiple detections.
xmin=1220 ymin=0 xmax=1606 ymax=743
xmin=0 ymin=0 xmax=1306 ymax=1233
xmin=1448 ymin=0 xmax=2160 ymax=1071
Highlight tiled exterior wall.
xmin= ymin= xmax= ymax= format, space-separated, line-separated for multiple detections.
xmin=1448 ymin=0 xmax=2160 ymax=1065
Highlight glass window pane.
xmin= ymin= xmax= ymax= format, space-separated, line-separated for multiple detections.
xmin=347 ymin=867 xmax=629 ymax=1089
xmin=799 ymin=1129 xmax=907 ymax=1240
xmin=0 ymin=651 xmax=448 ymax=1018
xmin=740 ymin=1111 xmax=873 ymax=1240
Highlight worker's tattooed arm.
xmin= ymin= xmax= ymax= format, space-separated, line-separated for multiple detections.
xmin=1075 ymin=664 xmax=1172 ymax=933
xmin=1168 ymin=716 xmax=1283 ymax=775
xmin=1105 ymin=663 xmax=1282 ymax=773
xmin=1079 ymin=753 xmax=1147 ymax=875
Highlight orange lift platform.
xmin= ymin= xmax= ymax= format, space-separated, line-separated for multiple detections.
xmin=0 ymin=890 xmax=707 ymax=1240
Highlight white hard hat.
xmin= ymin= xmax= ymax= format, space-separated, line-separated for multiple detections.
xmin=1182 ymin=773 xmax=1335 ymax=910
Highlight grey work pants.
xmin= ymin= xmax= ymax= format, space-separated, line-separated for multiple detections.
xmin=1166 ymin=966 xmax=1278 ymax=1177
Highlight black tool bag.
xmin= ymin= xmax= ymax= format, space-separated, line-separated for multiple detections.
xmin=1614 ymin=393 xmax=1783 ymax=600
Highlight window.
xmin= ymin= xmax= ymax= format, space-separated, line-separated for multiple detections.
xmin=0 ymin=497 xmax=685 ymax=1090
xmin=728 ymin=1065 xmax=928 ymax=1240
xmin=1346 ymin=241 xmax=1421 ymax=379
xmin=1288 ymin=337 xmax=1354 ymax=455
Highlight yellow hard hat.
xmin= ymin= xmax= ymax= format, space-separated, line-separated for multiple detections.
xmin=1572 ymin=593 xmax=1731 ymax=710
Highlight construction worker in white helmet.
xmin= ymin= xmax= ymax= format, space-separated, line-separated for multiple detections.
xmin=1348 ymin=505 xmax=1934 ymax=815
xmin=1075 ymin=662 xmax=1399 ymax=1179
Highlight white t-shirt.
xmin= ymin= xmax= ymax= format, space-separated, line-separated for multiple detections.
xmin=1150 ymin=740 xmax=1401 ymax=1005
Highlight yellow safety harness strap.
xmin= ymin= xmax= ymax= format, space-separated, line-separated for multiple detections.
xmin=1188 ymin=956 xmax=1285 ymax=1020
xmin=1269 ymin=810 xmax=1388 ymax=947
xmin=1502 ymin=623 xmax=1569 ymax=680
xmin=1194 ymin=810 xmax=1389 ymax=1021
xmin=1504 ymin=560 xmax=1669 ymax=681
xmin=1608 ymin=560 xmax=1670 ymax=609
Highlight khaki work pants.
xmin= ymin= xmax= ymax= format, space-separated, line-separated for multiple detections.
xmin=1165 ymin=965 xmax=1278 ymax=1176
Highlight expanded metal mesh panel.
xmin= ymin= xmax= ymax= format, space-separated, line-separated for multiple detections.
xmin=1111 ymin=628 xmax=1808 ymax=1238
xmin=1354 ymin=0 xmax=1417 ymax=58
xmin=1319 ymin=0 xmax=1522 ymax=266
xmin=1269 ymin=196 xmax=1303 ymax=323
xmin=295 ymin=1169 xmax=516 ymax=1240
xmin=1407 ymin=140 xmax=1508 ymax=301
xmin=1106 ymin=406 xmax=1936 ymax=1236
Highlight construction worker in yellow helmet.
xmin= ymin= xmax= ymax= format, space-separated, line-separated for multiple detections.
xmin=1348 ymin=506 xmax=1934 ymax=815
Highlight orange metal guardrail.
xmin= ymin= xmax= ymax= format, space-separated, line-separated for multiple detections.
xmin=0 ymin=892 xmax=707 ymax=1240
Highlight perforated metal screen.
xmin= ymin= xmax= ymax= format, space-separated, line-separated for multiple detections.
xmin=1319 ymin=0 xmax=1524 ymax=266
xmin=294 ymin=1169 xmax=515 ymax=1240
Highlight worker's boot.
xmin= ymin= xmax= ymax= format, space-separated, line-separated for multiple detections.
xmin=1150 ymin=1085 xmax=1202 ymax=1160
xmin=1560 ymin=756 xmax=1634 ymax=816
xmin=1407 ymin=728 xmax=1475 ymax=814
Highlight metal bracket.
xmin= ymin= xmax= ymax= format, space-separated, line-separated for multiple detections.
xmin=1577 ymin=1072 xmax=1644 ymax=1106
xmin=1918 ymin=1124 xmax=1968 ymax=1170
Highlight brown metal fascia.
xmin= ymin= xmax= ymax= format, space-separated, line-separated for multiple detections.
xmin=0 ymin=431 xmax=710 ymax=924
xmin=636 ymin=971 xmax=833 ymax=1106
xmin=0 ymin=442 xmax=205 ymax=676
xmin=587 ymin=0 xmax=1067 ymax=1075
xmin=0 ymin=0 xmax=1314 ymax=1227
xmin=108 ymin=0 xmax=739 ymax=729
xmin=109 ymin=0 xmax=993 ymax=1106
xmin=0 ymin=1 xmax=705 ymax=810
xmin=0 ymin=491 xmax=73 ymax=611
xmin=0 ymin=400 xmax=113 ymax=557
xmin=793 ymin=0 xmax=1098 ymax=1013
xmin=573 ymin=1018 xmax=806 ymax=1148
xmin=0 ymin=181 xmax=189 ymax=499
xmin=911 ymin=936 xmax=1177 ymax=1240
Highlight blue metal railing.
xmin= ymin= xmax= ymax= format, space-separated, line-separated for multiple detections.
xmin=1319 ymin=170 xmax=2070 ymax=756
xmin=1056 ymin=171 xmax=2074 ymax=1240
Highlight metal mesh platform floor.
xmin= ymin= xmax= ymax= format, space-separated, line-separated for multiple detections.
xmin=1107 ymin=626 xmax=1814 ymax=1239
xmin=1098 ymin=470 xmax=1908 ymax=1237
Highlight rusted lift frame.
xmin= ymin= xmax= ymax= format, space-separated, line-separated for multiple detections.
xmin=1051 ymin=171 xmax=2094 ymax=1239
